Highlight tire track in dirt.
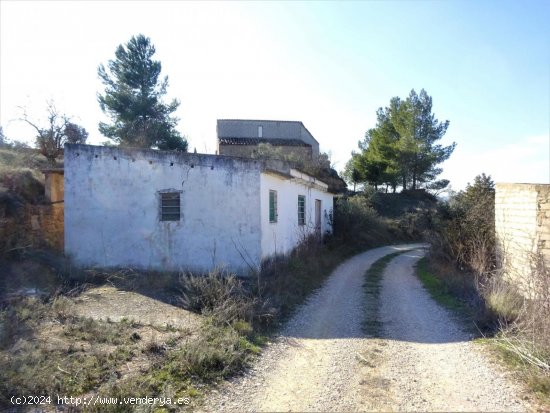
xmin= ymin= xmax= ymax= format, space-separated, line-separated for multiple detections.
xmin=356 ymin=249 xmax=527 ymax=412
xmin=202 ymin=245 xmax=528 ymax=412
xmin=202 ymin=244 xmax=422 ymax=412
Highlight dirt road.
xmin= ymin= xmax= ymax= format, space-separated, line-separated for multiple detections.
xmin=202 ymin=245 xmax=527 ymax=412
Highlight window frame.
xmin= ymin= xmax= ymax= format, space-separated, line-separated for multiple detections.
xmin=269 ymin=190 xmax=278 ymax=223
xmin=159 ymin=191 xmax=182 ymax=222
xmin=298 ymin=195 xmax=306 ymax=226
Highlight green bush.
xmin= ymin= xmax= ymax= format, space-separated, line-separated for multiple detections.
xmin=332 ymin=196 xmax=389 ymax=246
xmin=429 ymin=173 xmax=495 ymax=276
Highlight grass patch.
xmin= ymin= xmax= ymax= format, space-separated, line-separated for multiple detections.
xmin=415 ymin=257 xmax=465 ymax=313
xmin=363 ymin=251 xmax=403 ymax=337
xmin=0 ymin=296 xmax=195 ymax=410
xmin=85 ymin=319 xmax=260 ymax=412
xmin=414 ymin=257 xmax=482 ymax=334
xmin=0 ymin=300 xmax=144 ymax=402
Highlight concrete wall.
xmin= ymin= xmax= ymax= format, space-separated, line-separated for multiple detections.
xmin=218 ymin=144 xmax=313 ymax=160
xmin=217 ymin=119 xmax=320 ymax=157
xmin=495 ymin=183 xmax=550 ymax=289
xmin=65 ymin=145 xmax=263 ymax=273
xmin=260 ymin=170 xmax=333 ymax=257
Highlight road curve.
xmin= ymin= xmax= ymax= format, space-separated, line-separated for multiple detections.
xmin=201 ymin=244 xmax=527 ymax=412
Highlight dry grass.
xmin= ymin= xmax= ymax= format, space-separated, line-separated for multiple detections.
xmin=176 ymin=235 xmax=356 ymax=333
xmin=490 ymin=254 xmax=550 ymax=387
xmin=0 ymin=292 xmax=241 ymax=411
xmin=179 ymin=269 xmax=258 ymax=326
xmin=484 ymin=278 xmax=524 ymax=323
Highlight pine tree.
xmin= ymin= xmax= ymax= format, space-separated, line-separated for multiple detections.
xmin=97 ymin=34 xmax=187 ymax=151
xmin=356 ymin=89 xmax=455 ymax=191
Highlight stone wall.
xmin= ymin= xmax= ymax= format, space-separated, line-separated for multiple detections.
xmin=495 ymin=183 xmax=550 ymax=291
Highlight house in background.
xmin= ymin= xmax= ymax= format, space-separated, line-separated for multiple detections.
xmin=64 ymin=144 xmax=334 ymax=274
xmin=217 ymin=119 xmax=320 ymax=160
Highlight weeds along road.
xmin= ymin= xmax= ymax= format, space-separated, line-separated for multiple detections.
xmin=202 ymin=244 xmax=527 ymax=412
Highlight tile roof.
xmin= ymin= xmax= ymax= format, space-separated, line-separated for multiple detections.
xmin=218 ymin=137 xmax=311 ymax=147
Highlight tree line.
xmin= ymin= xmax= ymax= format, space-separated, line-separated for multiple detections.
xmin=4 ymin=34 xmax=187 ymax=164
xmin=343 ymin=89 xmax=455 ymax=193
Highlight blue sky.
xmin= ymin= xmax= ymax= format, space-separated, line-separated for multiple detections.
xmin=1 ymin=0 xmax=548 ymax=189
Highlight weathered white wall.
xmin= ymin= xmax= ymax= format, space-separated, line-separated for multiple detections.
xmin=65 ymin=145 xmax=263 ymax=273
xmin=260 ymin=170 xmax=333 ymax=258
xmin=495 ymin=183 xmax=550 ymax=290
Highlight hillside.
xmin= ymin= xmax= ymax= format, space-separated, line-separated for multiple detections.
xmin=0 ymin=146 xmax=56 ymax=203
xmin=367 ymin=189 xmax=439 ymax=219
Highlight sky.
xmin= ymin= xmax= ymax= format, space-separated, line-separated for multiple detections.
xmin=1 ymin=0 xmax=549 ymax=190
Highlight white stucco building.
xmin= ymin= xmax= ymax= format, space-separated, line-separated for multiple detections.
xmin=64 ymin=144 xmax=334 ymax=274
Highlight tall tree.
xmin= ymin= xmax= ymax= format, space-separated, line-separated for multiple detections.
xmin=356 ymin=99 xmax=401 ymax=192
xmin=97 ymin=34 xmax=187 ymax=151
xmin=392 ymin=89 xmax=455 ymax=189
xmin=356 ymin=89 xmax=455 ymax=191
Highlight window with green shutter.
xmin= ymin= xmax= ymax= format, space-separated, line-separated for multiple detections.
xmin=298 ymin=195 xmax=305 ymax=225
xmin=269 ymin=190 xmax=277 ymax=223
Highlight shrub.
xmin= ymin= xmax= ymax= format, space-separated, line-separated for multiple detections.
xmin=180 ymin=322 xmax=259 ymax=381
xmin=178 ymin=269 xmax=257 ymax=326
xmin=332 ymin=196 xmax=390 ymax=246
xmin=429 ymin=174 xmax=495 ymax=277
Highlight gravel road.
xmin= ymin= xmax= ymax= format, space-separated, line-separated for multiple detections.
xmin=201 ymin=245 xmax=528 ymax=412
xmin=358 ymin=249 xmax=527 ymax=412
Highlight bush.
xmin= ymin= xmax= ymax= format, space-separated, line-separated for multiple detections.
xmin=178 ymin=269 xmax=257 ymax=326
xmin=180 ymin=323 xmax=259 ymax=381
xmin=332 ymin=196 xmax=391 ymax=246
xmin=429 ymin=174 xmax=495 ymax=276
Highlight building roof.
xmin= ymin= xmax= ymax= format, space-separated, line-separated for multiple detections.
xmin=217 ymin=119 xmax=319 ymax=145
xmin=218 ymin=137 xmax=311 ymax=147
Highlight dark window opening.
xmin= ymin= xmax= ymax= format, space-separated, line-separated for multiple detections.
xmin=160 ymin=192 xmax=180 ymax=221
